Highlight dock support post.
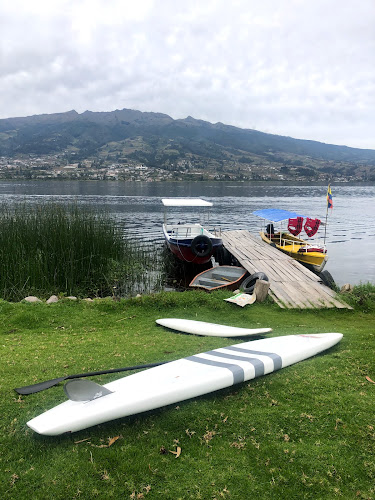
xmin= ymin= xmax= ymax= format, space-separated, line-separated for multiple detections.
xmin=254 ymin=280 xmax=270 ymax=303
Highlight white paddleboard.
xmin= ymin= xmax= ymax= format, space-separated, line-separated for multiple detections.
xmin=27 ymin=333 xmax=342 ymax=435
xmin=156 ymin=318 xmax=272 ymax=337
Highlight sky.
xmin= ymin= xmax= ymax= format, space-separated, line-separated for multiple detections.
xmin=1 ymin=0 xmax=374 ymax=149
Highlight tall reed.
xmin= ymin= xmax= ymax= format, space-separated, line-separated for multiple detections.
xmin=0 ymin=203 xmax=159 ymax=301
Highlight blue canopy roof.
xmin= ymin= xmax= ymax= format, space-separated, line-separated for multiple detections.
xmin=253 ymin=209 xmax=306 ymax=222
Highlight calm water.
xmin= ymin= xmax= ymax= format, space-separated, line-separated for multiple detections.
xmin=0 ymin=180 xmax=374 ymax=286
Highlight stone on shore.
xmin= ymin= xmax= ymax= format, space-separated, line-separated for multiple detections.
xmin=46 ymin=295 xmax=59 ymax=304
xmin=23 ymin=296 xmax=42 ymax=303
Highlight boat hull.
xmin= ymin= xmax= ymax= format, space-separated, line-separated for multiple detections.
xmin=189 ymin=265 xmax=247 ymax=290
xmin=166 ymin=239 xmax=222 ymax=264
xmin=260 ymin=231 xmax=328 ymax=273
xmin=163 ymin=224 xmax=222 ymax=264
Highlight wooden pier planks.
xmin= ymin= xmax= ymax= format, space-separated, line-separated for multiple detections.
xmin=221 ymin=230 xmax=352 ymax=309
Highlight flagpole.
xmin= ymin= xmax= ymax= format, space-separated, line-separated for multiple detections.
xmin=324 ymin=201 xmax=328 ymax=244
xmin=324 ymin=183 xmax=331 ymax=245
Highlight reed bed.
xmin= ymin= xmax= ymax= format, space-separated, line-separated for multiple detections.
xmin=0 ymin=203 xmax=161 ymax=301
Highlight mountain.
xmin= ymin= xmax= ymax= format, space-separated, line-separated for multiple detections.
xmin=0 ymin=108 xmax=374 ymax=181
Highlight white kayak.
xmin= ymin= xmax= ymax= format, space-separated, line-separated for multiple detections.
xmin=27 ymin=333 xmax=342 ymax=436
xmin=156 ymin=318 xmax=272 ymax=337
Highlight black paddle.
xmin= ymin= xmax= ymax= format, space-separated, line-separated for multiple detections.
xmin=14 ymin=361 xmax=168 ymax=395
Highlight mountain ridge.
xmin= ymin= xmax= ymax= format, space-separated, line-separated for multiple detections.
xmin=0 ymin=108 xmax=374 ymax=181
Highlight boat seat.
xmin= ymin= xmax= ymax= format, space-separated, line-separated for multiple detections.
xmin=298 ymin=246 xmax=325 ymax=253
xmin=196 ymin=278 xmax=226 ymax=287
xmin=211 ymin=271 xmax=239 ymax=280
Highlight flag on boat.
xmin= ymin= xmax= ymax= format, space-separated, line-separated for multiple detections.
xmin=327 ymin=185 xmax=333 ymax=210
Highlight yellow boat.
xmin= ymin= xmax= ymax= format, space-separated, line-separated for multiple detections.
xmin=254 ymin=209 xmax=328 ymax=273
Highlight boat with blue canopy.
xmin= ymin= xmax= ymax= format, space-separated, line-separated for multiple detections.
xmin=253 ymin=208 xmax=328 ymax=273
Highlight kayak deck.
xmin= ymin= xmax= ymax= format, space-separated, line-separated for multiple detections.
xmin=27 ymin=333 xmax=342 ymax=435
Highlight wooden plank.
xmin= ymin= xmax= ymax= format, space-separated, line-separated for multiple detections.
xmin=269 ymin=281 xmax=303 ymax=308
xmin=268 ymin=290 xmax=286 ymax=308
xmin=260 ymin=249 xmax=316 ymax=281
xmin=267 ymin=260 xmax=295 ymax=282
xmin=277 ymin=259 xmax=305 ymax=279
xmin=234 ymin=238 xmax=270 ymax=258
xmin=268 ymin=258 xmax=301 ymax=283
xmin=267 ymin=280 xmax=295 ymax=307
xmin=279 ymin=283 xmax=306 ymax=308
xmin=286 ymin=282 xmax=319 ymax=308
xmin=307 ymin=281 xmax=352 ymax=309
xmin=283 ymin=282 xmax=316 ymax=308
xmin=223 ymin=232 xmax=271 ymax=257
xmin=295 ymin=280 xmax=346 ymax=309
xmin=254 ymin=262 xmax=282 ymax=282
xmin=240 ymin=259 xmax=258 ymax=274
xmin=289 ymin=259 xmax=321 ymax=282
xmin=293 ymin=280 xmax=332 ymax=308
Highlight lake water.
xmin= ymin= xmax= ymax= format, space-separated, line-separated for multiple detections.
xmin=0 ymin=180 xmax=374 ymax=286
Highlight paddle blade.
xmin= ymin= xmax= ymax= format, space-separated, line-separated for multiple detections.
xmin=64 ymin=379 xmax=113 ymax=401
xmin=14 ymin=377 xmax=67 ymax=395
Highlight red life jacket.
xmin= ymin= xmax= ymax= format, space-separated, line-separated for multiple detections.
xmin=288 ymin=217 xmax=303 ymax=236
xmin=304 ymin=218 xmax=321 ymax=237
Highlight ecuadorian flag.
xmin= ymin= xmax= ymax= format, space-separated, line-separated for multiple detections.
xmin=327 ymin=185 xmax=333 ymax=209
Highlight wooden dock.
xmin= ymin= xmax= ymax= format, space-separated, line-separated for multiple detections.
xmin=221 ymin=230 xmax=351 ymax=309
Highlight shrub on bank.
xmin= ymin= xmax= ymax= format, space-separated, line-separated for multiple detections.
xmin=340 ymin=282 xmax=375 ymax=312
xmin=0 ymin=203 xmax=159 ymax=301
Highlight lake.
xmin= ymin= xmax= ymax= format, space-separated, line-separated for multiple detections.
xmin=0 ymin=180 xmax=374 ymax=286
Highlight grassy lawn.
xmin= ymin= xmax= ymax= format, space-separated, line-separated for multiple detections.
xmin=0 ymin=290 xmax=374 ymax=499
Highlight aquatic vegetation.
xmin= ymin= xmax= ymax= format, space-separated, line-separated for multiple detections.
xmin=0 ymin=203 xmax=162 ymax=301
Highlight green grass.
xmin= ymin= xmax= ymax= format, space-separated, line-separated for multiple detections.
xmin=0 ymin=203 xmax=160 ymax=301
xmin=0 ymin=289 xmax=374 ymax=499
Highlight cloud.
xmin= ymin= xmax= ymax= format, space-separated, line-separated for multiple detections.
xmin=0 ymin=0 xmax=374 ymax=149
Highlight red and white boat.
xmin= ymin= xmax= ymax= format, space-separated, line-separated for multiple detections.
xmin=162 ymin=198 xmax=222 ymax=264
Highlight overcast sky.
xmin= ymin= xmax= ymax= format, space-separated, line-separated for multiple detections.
xmin=1 ymin=0 xmax=374 ymax=149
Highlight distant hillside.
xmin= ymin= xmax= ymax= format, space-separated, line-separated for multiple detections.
xmin=1 ymin=108 xmax=375 ymax=181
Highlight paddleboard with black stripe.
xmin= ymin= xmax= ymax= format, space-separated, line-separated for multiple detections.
xmin=27 ymin=333 xmax=342 ymax=436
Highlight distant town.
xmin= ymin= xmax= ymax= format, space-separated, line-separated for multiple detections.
xmin=0 ymin=152 xmax=368 ymax=182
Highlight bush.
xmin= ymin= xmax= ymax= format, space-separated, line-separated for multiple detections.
xmin=340 ymin=282 xmax=375 ymax=312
